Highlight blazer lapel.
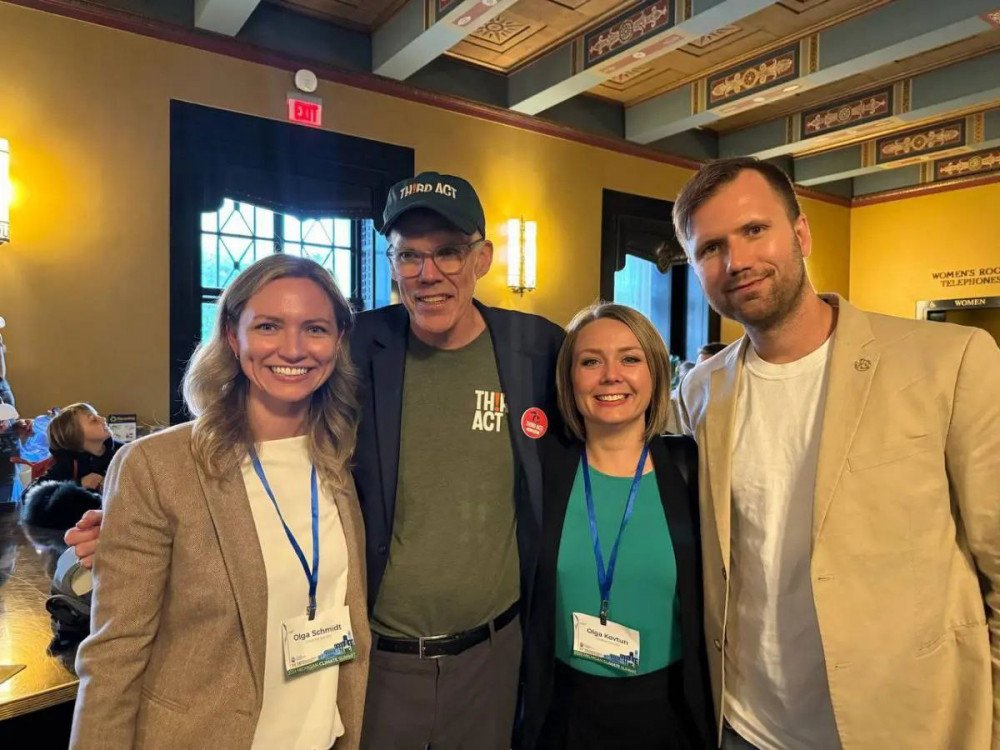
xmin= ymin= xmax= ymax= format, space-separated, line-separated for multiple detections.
xmin=813 ymin=297 xmax=878 ymax=540
xmin=704 ymin=339 xmax=747 ymax=575
xmin=480 ymin=302 xmax=542 ymax=531
xmin=543 ymin=437 xmax=581 ymax=552
xmin=650 ymin=438 xmax=699 ymax=643
xmin=195 ymin=461 xmax=268 ymax=703
xmin=370 ymin=309 xmax=408 ymax=532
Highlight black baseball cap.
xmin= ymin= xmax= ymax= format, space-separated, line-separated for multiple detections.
xmin=382 ymin=172 xmax=486 ymax=237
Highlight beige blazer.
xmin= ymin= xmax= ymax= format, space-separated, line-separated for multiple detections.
xmin=70 ymin=423 xmax=371 ymax=749
xmin=678 ymin=296 xmax=1000 ymax=749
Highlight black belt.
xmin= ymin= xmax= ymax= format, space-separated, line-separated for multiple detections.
xmin=375 ymin=601 xmax=519 ymax=658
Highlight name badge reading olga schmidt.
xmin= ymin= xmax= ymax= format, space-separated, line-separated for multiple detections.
xmin=282 ymin=604 xmax=357 ymax=677
xmin=572 ymin=612 xmax=640 ymax=675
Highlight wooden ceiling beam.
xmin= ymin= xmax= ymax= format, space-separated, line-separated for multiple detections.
xmin=373 ymin=0 xmax=517 ymax=80
xmin=508 ymin=0 xmax=776 ymax=116
xmin=793 ymin=107 xmax=1000 ymax=186
xmin=725 ymin=51 xmax=1000 ymax=160
xmin=625 ymin=0 xmax=1000 ymax=144
xmin=194 ymin=0 xmax=261 ymax=35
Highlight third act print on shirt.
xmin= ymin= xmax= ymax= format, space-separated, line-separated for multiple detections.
xmin=472 ymin=389 xmax=507 ymax=432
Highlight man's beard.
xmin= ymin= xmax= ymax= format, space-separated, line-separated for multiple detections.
xmin=712 ymin=237 xmax=808 ymax=331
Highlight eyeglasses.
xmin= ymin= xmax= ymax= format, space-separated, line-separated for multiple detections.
xmin=386 ymin=239 xmax=486 ymax=279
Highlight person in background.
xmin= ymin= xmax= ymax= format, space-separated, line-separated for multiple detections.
xmin=70 ymin=254 xmax=370 ymax=749
xmin=41 ymin=403 xmax=121 ymax=491
xmin=0 ymin=316 xmax=12 ymax=407
xmin=0 ymin=316 xmax=27 ymax=504
xmin=696 ymin=343 xmax=726 ymax=364
xmin=520 ymin=302 xmax=713 ymax=750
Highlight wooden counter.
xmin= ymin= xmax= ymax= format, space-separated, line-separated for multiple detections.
xmin=0 ymin=508 xmax=79 ymax=721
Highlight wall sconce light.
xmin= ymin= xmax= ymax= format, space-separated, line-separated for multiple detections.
xmin=507 ymin=217 xmax=537 ymax=295
xmin=0 ymin=139 xmax=10 ymax=244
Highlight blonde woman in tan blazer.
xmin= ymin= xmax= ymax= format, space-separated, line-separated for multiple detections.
xmin=70 ymin=254 xmax=370 ymax=749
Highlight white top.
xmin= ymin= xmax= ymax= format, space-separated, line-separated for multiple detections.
xmin=242 ymin=436 xmax=348 ymax=750
xmin=724 ymin=338 xmax=842 ymax=750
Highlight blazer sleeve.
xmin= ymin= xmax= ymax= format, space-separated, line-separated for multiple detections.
xmin=676 ymin=382 xmax=695 ymax=438
xmin=70 ymin=441 xmax=174 ymax=748
xmin=944 ymin=327 xmax=1000 ymax=745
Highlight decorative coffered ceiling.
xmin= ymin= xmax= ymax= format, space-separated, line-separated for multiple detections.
xmin=73 ymin=0 xmax=1000 ymax=198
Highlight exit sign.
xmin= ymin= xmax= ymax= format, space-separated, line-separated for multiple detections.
xmin=287 ymin=94 xmax=322 ymax=128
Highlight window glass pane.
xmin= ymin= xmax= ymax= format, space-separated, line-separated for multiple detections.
xmin=201 ymin=209 xmax=218 ymax=233
xmin=253 ymin=240 xmax=277 ymax=263
xmin=199 ymin=198 xmax=375 ymax=350
xmin=284 ymin=214 xmax=302 ymax=242
xmin=220 ymin=199 xmax=253 ymax=237
xmin=334 ymin=248 xmax=352 ymax=294
xmin=201 ymin=234 xmax=220 ymax=289
xmin=303 ymin=245 xmax=333 ymax=270
xmin=201 ymin=301 xmax=218 ymax=343
xmin=614 ymin=254 xmax=673 ymax=345
xmin=334 ymin=218 xmax=351 ymax=248
xmin=302 ymin=218 xmax=333 ymax=246
xmin=219 ymin=236 xmax=254 ymax=286
xmin=255 ymin=206 xmax=275 ymax=239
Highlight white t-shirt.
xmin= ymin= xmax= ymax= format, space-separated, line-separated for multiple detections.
xmin=242 ymin=435 xmax=349 ymax=750
xmin=724 ymin=338 xmax=841 ymax=750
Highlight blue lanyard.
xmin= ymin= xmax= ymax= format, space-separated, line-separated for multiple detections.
xmin=581 ymin=444 xmax=650 ymax=626
xmin=249 ymin=449 xmax=320 ymax=621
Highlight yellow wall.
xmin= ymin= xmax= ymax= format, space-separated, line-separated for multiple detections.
xmin=0 ymin=3 xmax=851 ymax=423
xmin=850 ymin=182 xmax=1000 ymax=319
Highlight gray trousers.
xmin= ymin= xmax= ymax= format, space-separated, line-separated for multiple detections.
xmin=360 ymin=615 xmax=522 ymax=750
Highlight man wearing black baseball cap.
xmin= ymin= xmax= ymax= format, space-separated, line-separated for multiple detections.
xmin=63 ymin=172 xmax=566 ymax=748
xmin=351 ymin=172 xmax=564 ymax=749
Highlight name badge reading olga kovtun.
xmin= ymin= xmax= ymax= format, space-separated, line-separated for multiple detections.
xmin=572 ymin=612 xmax=640 ymax=675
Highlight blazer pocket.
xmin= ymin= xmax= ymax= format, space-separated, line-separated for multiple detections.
xmin=847 ymin=434 xmax=937 ymax=473
xmin=140 ymin=686 xmax=190 ymax=714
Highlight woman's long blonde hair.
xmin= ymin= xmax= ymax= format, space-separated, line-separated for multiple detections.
xmin=182 ymin=254 xmax=360 ymax=488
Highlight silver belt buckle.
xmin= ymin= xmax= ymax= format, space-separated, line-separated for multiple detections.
xmin=418 ymin=634 xmax=446 ymax=659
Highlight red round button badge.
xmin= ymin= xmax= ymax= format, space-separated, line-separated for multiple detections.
xmin=520 ymin=408 xmax=548 ymax=439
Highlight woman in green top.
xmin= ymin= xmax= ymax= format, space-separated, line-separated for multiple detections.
xmin=519 ymin=303 xmax=713 ymax=750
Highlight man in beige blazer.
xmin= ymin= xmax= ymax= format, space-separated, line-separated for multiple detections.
xmin=673 ymin=157 xmax=999 ymax=749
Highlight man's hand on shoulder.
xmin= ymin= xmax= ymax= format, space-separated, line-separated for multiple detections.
xmin=64 ymin=509 xmax=104 ymax=569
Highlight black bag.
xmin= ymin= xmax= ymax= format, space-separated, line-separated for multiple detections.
xmin=46 ymin=547 xmax=92 ymax=649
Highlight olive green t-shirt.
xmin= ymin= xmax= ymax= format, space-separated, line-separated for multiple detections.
xmin=372 ymin=329 xmax=519 ymax=638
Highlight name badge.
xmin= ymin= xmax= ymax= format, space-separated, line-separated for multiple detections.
xmin=571 ymin=611 xmax=640 ymax=675
xmin=282 ymin=604 xmax=356 ymax=677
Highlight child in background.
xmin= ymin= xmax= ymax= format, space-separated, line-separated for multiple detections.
xmin=21 ymin=404 xmax=122 ymax=529
xmin=43 ymin=404 xmax=121 ymax=491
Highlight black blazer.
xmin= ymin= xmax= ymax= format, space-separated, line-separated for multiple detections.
xmin=349 ymin=300 xmax=565 ymax=616
xmin=518 ymin=432 xmax=715 ymax=749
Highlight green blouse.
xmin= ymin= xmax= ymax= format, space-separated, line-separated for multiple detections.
xmin=554 ymin=462 xmax=683 ymax=677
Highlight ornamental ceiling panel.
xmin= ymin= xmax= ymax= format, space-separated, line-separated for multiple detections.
xmin=713 ymin=29 xmax=1000 ymax=133
xmin=266 ymin=0 xmax=408 ymax=30
xmin=447 ymin=0 xmax=643 ymax=73
xmin=588 ymin=0 xmax=886 ymax=105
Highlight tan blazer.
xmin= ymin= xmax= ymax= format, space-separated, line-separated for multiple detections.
xmin=678 ymin=296 xmax=1000 ymax=749
xmin=70 ymin=423 xmax=371 ymax=749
